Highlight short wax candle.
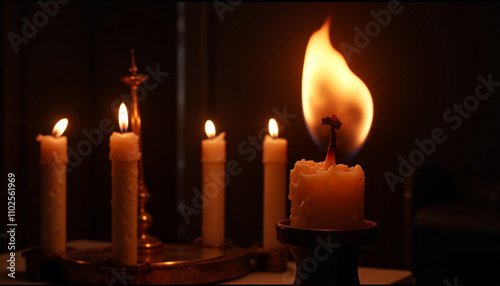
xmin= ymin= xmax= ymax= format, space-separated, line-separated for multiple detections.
xmin=289 ymin=115 xmax=364 ymax=229
xmin=36 ymin=118 xmax=68 ymax=254
xmin=263 ymin=118 xmax=287 ymax=249
xmin=109 ymin=103 xmax=141 ymax=266
xmin=201 ymin=120 xmax=226 ymax=246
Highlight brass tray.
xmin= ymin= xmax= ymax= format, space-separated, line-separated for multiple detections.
xmin=55 ymin=244 xmax=250 ymax=284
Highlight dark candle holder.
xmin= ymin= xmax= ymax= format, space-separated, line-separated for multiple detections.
xmin=250 ymin=242 xmax=288 ymax=272
xmin=276 ymin=219 xmax=377 ymax=285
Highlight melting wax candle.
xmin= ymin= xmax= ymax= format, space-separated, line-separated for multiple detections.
xmin=289 ymin=115 xmax=364 ymax=229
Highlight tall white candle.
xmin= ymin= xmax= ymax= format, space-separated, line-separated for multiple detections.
xmin=201 ymin=120 xmax=226 ymax=246
xmin=262 ymin=118 xmax=287 ymax=250
xmin=36 ymin=118 xmax=68 ymax=254
xmin=109 ymin=103 xmax=140 ymax=266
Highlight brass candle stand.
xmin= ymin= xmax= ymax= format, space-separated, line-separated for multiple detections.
xmin=23 ymin=51 xmax=291 ymax=284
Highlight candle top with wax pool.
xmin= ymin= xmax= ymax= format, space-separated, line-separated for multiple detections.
xmin=36 ymin=134 xmax=68 ymax=164
xmin=201 ymin=132 xmax=226 ymax=163
xmin=288 ymin=115 xmax=365 ymax=229
xmin=263 ymin=134 xmax=287 ymax=164
xmin=109 ymin=132 xmax=141 ymax=162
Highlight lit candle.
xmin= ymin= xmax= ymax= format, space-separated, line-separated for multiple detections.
xmin=109 ymin=103 xmax=140 ymax=265
xmin=201 ymin=120 xmax=226 ymax=245
xmin=263 ymin=118 xmax=287 ymax=249
xmin=289 ymin=115 xmax=364 ymax=229
xmin=36 ymin=118 xmax=68 ymax=254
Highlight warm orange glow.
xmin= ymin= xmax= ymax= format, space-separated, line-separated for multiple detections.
xmin=119 ymin=103 xmax=129 ymax=133
xmin=268 ymin=118 xmax=279 ymax=138
xmin=205 ymin=120 xmax=216 ymax=139
xmin=52 ymin=118 xmax=68 ymax=137
xmin=302 ymin=18 xmax=373 ymax=158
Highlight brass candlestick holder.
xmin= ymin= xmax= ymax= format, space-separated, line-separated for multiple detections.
xmin=120 ymin=49 xmax=163 ymax=252
xmin=24 ymin=51 xmax=257 ymax=284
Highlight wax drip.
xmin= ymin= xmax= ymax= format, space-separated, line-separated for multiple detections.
xmin=321 ymin=115 xmax=342 ymax=169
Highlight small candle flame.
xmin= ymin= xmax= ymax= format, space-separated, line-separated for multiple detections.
xmin=119 ymin=103 xmax=129 ymax=133
xmin=268 ymin=118 xmax=279 ymax=138
xmin=52 ymin=118 xmax=68 ymax=137
xmin=205 ymin=120 xmax=216 ymax=139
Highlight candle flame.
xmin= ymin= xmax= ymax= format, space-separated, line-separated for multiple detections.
xmin=302 ymin=17 xmax=373 ymax=158
xmin=52 ymin=118 xmax=68 ymax=137
xmin=205 ymin=120 xmax=216 ymax=139
xmin=268 ymin=118 xmax=279 ymax=138
xmin=119 ymin=103 xmax=129 ymax=133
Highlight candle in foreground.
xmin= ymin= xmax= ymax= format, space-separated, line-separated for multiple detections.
xmin=109 ymin=103 xmax=141 ymax=265
xmin=201 ymin=120 xmax=226 ymax=245
xmin=36 ymin=118 xmax=68 ymax=254
xmin=289 ymin=115 xmax=364 ymax=229
xmin=263 ymin=118 xmax=287 ymax=249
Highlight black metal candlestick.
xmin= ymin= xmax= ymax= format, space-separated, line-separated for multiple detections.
xmin=276 ymin=219 xmax=377 ymax=285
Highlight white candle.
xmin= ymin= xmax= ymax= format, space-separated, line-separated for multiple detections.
xmin=36 ymin=118 xmax=68 ymax=254
xmin=109 ymin=103 xmax=140 ymax=266
xmin=262 ymin=118 xmax=287 ymax=249
xmin=201 ymin=120 xmax=226 ymax=246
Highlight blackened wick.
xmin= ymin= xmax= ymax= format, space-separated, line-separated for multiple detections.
xmin=321 ymin=115 xmax=342 ymax=156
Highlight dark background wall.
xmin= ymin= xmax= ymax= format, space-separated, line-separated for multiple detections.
xmin=2 ymin=1 xmax=500 ymax=272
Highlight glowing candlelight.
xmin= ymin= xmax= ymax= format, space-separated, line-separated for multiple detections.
xmin=289 ymin=18 xmax=373 ymax=229
xmin=109 ymin=103 xmax=140 ymax=265
xmin=36 ymin=118 xmax=69 ymax=254
xmin=119 ymin=103 xmax=129 ymax=133
xmin=263 ymin=118 xmax=287 ymax=249
xmin=201 ymin=120 xmax=226 ymax=245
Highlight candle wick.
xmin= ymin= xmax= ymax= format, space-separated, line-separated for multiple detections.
xmin=321 ymin=115 xmax=342 ymax=169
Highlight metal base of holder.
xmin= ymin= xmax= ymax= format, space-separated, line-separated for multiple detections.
xmin=138 ymin=235 xmax=164 ymax=254
xmin=276 ymin=219 xmax=378 ymax=286
xmin=192 ymin=237 xmax=234 ymax=250
xmin=24 ymin=242 xmax=251 ymax=284
xmin=58 ymin=243 xmax=250 ymax=284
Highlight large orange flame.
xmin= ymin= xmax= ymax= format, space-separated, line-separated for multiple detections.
xmin=302 ymin=18 xmax=373 ymax=158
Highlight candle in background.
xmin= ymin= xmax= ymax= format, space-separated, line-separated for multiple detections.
xmin=109 ymin=103 xmax=141 ymax=265
xmin=289 ymin=115 xmax=364 ymax=229
xmin=262 ymin=118 xmax=287 ymax=249
xmin=201 ymin=120 xmax=226 ymax=245
xmin=36 ymin=118 xmax=68 ymax=254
